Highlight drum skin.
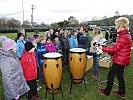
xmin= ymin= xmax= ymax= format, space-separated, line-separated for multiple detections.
xmin=43 ymin=57 xmax=62 ymax=94
xmin=69 ymin=52 xmax=87 ymax=83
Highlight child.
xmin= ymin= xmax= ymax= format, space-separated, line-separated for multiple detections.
xmin=45 ymin=37 xmax=56 ymax=53
xmin=16 ymin=33 xmax=26 ymax=60
xmin=0 ymin=36 xmax=30 ymax=100
xmin=20 ymin=42 xmax=40 ymax=100
xmin=69 ymin=29 xmax=78 ymax=49
xmin=36 ymin=36 xmax=47 ymax=83
xmin=54 ymin=35 xmax=63 ymax=54
xmin=98 ymin=17 xmax=132 ymax=98
xmin=32 ymin=34 xmax=40 ymax=48
xmin=61 ymin=30 xmax=69 ymax=66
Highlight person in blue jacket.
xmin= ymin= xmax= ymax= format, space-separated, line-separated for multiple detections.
xmin=69 ymin=29 xmax=78 ymax=49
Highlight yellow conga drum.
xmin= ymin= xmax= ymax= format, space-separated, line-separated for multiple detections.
xmin=69 ymin=48 xmax=87 ymax=83
xmin=43 ymin=53 xmax=62 ymax=94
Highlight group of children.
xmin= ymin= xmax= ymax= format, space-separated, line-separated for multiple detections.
xmin=0 ymin=16 xmax=132 ymax=99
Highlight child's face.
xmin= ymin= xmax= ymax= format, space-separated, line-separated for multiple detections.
xmin=54 ymin=37 xmax=59 ymax=42
xmin=35 ymin=38 xmax=39 ymax=42
xmin=41 ymin=39 xmax=46 ymax=44
xmin=64 ymin=33 xmax=68 ymax=37
xmin=12 ymin=46 xmax=17 ymax=53
xmin=19 ymin=36 xmax=24 ymax=40
xmin=47 ymin=39 xmax=51 ymax=43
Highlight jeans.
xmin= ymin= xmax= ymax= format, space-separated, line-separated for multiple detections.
xmin=62 ymin=50 xmax=69 ymax=66
xmin=38 ymin=65 xmax=44 ymax=82
xmin=87 ymin=51 xmax=98 ymax=75
xmin=105 ymin=63 xmax=125 ymax=95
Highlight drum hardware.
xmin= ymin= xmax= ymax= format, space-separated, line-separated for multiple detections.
xmin=45 ymin=84 xmax=63 ymax=100
xmin=70 ymin=73 xmax=86 ymax=94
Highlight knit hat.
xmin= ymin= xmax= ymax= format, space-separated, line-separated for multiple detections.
xmin=0 ymin=36 xmax=16 ymax=51
xmin=17 ymin=33 xmax=24 ymax=39
xmin=25 ymin=42 xmax=35 ymax=51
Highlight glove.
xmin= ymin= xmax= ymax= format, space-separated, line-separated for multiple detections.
xmin=15 ymin=94 xmax=20 ymax=100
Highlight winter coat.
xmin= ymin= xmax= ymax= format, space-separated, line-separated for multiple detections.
xmin=0 ymin=49 xmax=30 ymax=100
xmin=61 ymin=36 xmax=69 ymax=50
xmin=102 ymin=30 xmax=132 ymax=66
xmin=78 ymin=34 xmax=88 ymax=49
xmin=36 ymin=43 xmax=46 ymax=65
xmin=69 ymin=35 xmax=78 ymax=49
xmin=45 ymin=42 xmax=56 ymax=53
xmin=20 ymin=51 xmax=37 ymax=81
xmin=54 ymin=42 xmax=63 ymax=54
xmin=86 ymin=34 xmax=92 ymax=49
xmin=16 ymin=40 xmax=26 ymax=58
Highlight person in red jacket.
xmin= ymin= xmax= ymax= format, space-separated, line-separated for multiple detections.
xmin=98 ymin=17 xmax=132 ymax=98
xmin=20 ymin=42 xmax=40 ymax=100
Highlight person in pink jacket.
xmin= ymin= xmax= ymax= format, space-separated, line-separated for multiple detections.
xmin=45 ymin=37 xmax=56 ymax=53
xmin=20 ymin=42 xmax=40 ymax=100
xmin=98 ymin=17 xmax=132 ymax=98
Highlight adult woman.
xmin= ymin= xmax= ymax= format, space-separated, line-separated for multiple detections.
xmin=98 ymin=17 xmax=132 ymax=98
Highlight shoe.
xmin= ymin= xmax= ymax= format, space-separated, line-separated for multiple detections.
xmin=98 ymin=88 xmax=109 ymax=96
xmin=90 ymin=74 xmax=98 ymax=80
xmin=37 ymin=84 xmax=42 ymax=91
xmin=114 ymin=90 xmax=125 ymax=98
xmin=82 ymin=78 xmax=88 ymax=83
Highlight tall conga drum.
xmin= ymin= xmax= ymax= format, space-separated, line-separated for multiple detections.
xmin=69 ymin=48 xmax=87 ymax=83
xmin=43 ymin=53 xmax=62 ymax=94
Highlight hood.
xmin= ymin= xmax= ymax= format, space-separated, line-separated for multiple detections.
xmin=0 ymin=48 xmax=18 ymax=60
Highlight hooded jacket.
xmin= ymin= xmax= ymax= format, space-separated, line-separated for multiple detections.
xmin=0 ymin=49 xmax=30 ymax=100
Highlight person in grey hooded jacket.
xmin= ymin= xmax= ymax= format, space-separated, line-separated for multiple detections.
xmin=0 ymin=36 xmax=30 ymax=100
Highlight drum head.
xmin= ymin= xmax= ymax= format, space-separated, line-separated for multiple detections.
xmin=69 ymin=48 xmax=86 ymax=53
xmin=43 ymin=52 xmax=62 ymax=58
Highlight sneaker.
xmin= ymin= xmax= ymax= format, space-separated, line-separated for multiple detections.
xmin=37 ymin=84 xmax=42 ymax=91
xmin=98 ymin=88 xmax=109 ymax=96
xmin=90 ymin=74 xmax=98 ymax=80
xmin=114 ymin=90 xmax=125 ymax=98
xmin=82 ymin=78 xmax=88 ymax=83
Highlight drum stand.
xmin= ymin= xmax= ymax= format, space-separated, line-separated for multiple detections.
xmin=69 ymin=73 xmax=86 ymax=94
xmin=45 ymin=84 xmax=63 ymax=100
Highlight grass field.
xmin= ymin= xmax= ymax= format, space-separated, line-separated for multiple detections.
xmin=0 ymin=32 xmax=133 ymax=100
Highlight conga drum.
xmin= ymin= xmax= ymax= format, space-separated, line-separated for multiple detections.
xmin=69 ymin=48 xmax=87 ymax=83
xmin=43 ymin=53 xmax=62 ymax=94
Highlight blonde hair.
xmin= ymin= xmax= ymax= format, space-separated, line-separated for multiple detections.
xmin=115 ymin=17 xmax=129 ymax=30
xmin=38 ymin=35 xmax=46 ymax=42
xmin=93 ymin=27 xmax=101 ymax=34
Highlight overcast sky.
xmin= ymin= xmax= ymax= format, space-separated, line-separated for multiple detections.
xmin=0 ymin=0 xmax=132 ymax=24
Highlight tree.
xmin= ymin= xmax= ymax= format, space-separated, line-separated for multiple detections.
xmin=50 ymin=22 xmax=59 ymax=29
xmin=7 ymin=18 xmax=21 ymax=28
xmin=68 ymin=16 xmax=79 ymax=27
xmin=57 ymin=21 xmax=64 ymax=28
xmin=115 ymin=11 xmax=120 ymax=16
xmin=0 ymin=18 xmax=8 ymax=28
xmin=22 ymin=20 xmax=31 ymax=28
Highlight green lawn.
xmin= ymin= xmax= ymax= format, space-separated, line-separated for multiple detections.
xmin=0 ymin=32 xmax=133 ymax=100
